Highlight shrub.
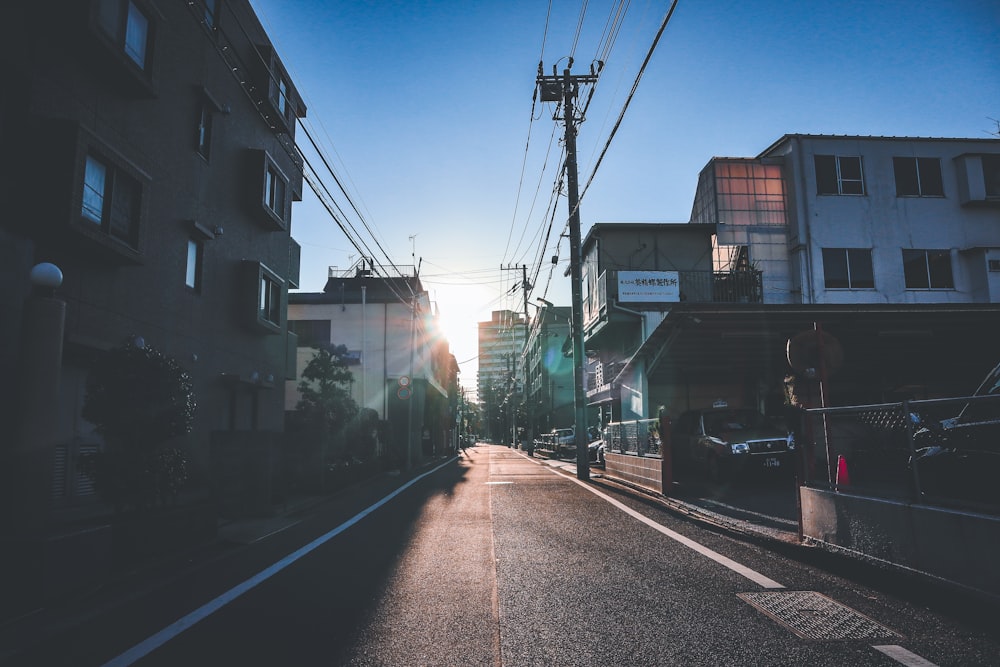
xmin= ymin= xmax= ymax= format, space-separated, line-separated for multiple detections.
xmin=80 ymin=339 xmax=195 ymax=513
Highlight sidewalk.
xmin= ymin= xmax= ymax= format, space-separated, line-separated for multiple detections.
xmin=217 ymin=493 xmax=332 ymax=545
xmin=0 ymin=463 xmax=439 ymax=664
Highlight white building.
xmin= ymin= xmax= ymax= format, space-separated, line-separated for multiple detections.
xmin=691 ymin=135 xmax=1000 ymax=305
xmin=287 ymin=266 xmax=453 ymax=463
xmin=585 ymin=135 xmax=1000 ymax=422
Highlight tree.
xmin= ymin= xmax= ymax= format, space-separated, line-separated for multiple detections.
xmin=80 ymin=339 xmax=195 ymax=513
xmin=296 ymin=345 xmax=359 ymax=466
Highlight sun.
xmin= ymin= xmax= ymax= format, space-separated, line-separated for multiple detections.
xmin=430 ymin=284 xmax=494 ymax=393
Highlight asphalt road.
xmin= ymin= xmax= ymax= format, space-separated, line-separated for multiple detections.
xmin=6 ymin=445 xmax=1000 ymax=666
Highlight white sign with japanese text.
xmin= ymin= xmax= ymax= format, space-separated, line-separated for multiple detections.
xmin=617 ymin=271 xmax=680 ymax=303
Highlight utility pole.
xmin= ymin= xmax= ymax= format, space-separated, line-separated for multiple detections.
xmin=537 ymin=60 xmax=599 ymax=480
xmin=501 ymin=264 xmax=531 ymax=449
xmin=519 ymin=264 xmax=531 ymax=449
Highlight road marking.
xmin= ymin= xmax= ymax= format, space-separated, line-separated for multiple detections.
xmin=534 ymin=456 xmax=938 ymax=666
xmin=873 ymin=645 xmax=940 ymax=666
xmin=101 ymin=457 xmax=459 ymax=667
xmin=550 ymin=467 xmax=785 ymax=589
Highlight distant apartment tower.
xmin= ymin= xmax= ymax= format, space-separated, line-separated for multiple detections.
xmin=477 ymin=309 xmax=527 ymax=404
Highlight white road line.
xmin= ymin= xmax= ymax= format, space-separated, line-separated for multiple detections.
xmin=530 ymin=455 xmax=937 ymax=666
xmin=101 ymin=457 xmax=458 ymax=667
xmin=873 ymin=645 xmax=940 ymax=667
xmin=550 ymin=466 xmax=786 ymax=589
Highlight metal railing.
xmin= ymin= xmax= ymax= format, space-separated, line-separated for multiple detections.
xmin=605 ymin=418 xmax=662 ymax=458
xmin=800 ymin=393 xmax=1000 ymax=512
xmin=585 ymin=269 xmax=763 ymax=327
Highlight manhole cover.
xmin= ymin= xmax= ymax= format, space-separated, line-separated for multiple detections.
xmin=738 ymin=591 xmax=901 ymax=640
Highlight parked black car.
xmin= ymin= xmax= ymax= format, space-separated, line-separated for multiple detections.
xmin=672 ymin=407 xmax=793 ymax=481
xmin=911 ymin=361 xmax=1000 ymax=505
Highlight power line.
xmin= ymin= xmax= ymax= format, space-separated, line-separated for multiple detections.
xmin=578 ymin=0 xmax=680 ymax=205
xmin=189 ymin=2 xmax=416 ymax=304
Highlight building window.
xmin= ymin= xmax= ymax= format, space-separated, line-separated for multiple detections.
xmin=815 ymin=155 xmax=865 ymax=195
xmin=706 ymin=161 xmax=787 ymax=228
xmin=288 ymin=320 xmax=331 ymax=348
xmin=984 ymin=155 xmax=1000 ymax=198
xmin=259 ymin=270 xmax=282 ymax=327
xmin=276 ymin=77 xmax=290 ymax=119
xmin=258 ymin=47 xmax=303 ymax=136
xmin=82 ymin=156 xmax=107 ymax=224
xmin=243 ymin=261 xmax=284 ymax=333
xmin=268 ymin=67 xmax=298 ymax=133
xmin=97 ymin=0 xmax=152 ymax=71
xmin=185 ymin=239 xmax=203 ymax=291
xmin=903 ymin=249 xmax=954 ymax=289
xmin=196 ymin=104 xmax=213 ymax=159
xmin=822 ymin=248 xmax=874 ymax=289
xmin=265 ymin=164 xmax=286 ymax=217
xmin=893 ymin=157 xmax=944 ymax=197
xmin=81 ymin=152 xmax=141 ymax=248
xmin=256 ymin=152 xmax=289 ymax=229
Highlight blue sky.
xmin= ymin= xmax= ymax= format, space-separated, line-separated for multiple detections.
xmin=247 ymin=0 xmax=1000 ymax=390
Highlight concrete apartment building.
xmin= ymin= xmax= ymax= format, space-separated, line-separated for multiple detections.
xmin=287 ymin=266 xmax=457 ymax=463
xmin=521 ymin=303 xmax=574 ymax=440
xmin=2 ymin=0 xmax=305 ymax=605
xmin=581 ymin=135 xmax=1000 ymax=423
xmin=477 ymin=310 xmax=527 ymax=443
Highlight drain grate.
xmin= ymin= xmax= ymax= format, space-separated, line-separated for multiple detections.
xmin=738 ymin=591 xmax=901 ymax=640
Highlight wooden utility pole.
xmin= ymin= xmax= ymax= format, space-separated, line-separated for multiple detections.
xmin=501 ymin=264 xmax=531 ymax=448
xmin=537 ymin=60 xmax=599 ymax=480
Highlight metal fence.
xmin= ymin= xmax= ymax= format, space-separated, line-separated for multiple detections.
xmin=604 ymin=418 xmax=662 ymax=458
xmin=800 ymin=393 xmax=1000 ymax=512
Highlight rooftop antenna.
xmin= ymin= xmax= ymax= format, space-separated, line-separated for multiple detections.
xmin=409 ymin=234 xmax=418 ymax=276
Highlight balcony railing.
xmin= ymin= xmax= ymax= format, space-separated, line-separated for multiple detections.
xmin=585 ymin=269 xmax=763 ymax=327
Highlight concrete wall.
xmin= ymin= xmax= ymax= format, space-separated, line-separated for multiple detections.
xmin=800 ymin=487 xmax=1000 ymax=601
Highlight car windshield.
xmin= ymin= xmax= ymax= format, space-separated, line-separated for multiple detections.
xmin=703 ymin=410 xmax=763 ymax=436
xmin=957 ymin=362 xmax=1000 ymax=423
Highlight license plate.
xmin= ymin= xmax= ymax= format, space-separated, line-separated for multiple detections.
xmin=764 ymin=457 xmax=781 ymax=468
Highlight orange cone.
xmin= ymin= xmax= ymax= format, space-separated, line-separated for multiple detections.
xmin=835 ymin=455 xmax=850 ymax=487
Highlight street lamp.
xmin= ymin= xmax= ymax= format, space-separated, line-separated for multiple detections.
xmin=29 ymin=262 xmax=63 ymax=293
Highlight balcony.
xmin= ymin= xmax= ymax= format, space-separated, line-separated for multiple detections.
xmin=584 ymin=269 xmax=763 ymax=328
